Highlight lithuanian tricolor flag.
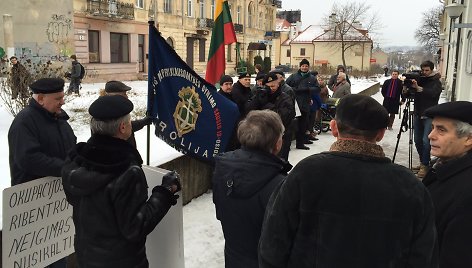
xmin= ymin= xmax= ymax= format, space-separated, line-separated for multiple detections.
xmin=205 ymin=0 xmax=237 ymax=85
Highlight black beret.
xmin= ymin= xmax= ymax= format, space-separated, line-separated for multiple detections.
xmin=29 ymin=78 xmax=65 ymax=94
xmin=105 ymin=80 xmax=132 ymax=93
xmin=300 ymin=59 xmax=310 ymax=66
xmin=256 ymin=72 xmax=266 ymax=81
xmin=263 ymin=73 xmax=278 ymax=84
xmin=238 ymin=72 xmax=251 ymax=79
xmin=219 ymin=75 xmax=233 ymax=85
xmin=424 ymin=101 xmax=472 ymax=125
xmin=89 ymin=95 xmax=134 ymax=121
xmin=336 ymin=94 xmax=389 ymax=130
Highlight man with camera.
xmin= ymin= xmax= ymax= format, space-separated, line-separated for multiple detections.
xmin=409 ymin=60 xmax=443 ymax=178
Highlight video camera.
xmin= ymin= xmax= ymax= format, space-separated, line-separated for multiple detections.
xmin=401 ymin=70 xmax=422 ymax=98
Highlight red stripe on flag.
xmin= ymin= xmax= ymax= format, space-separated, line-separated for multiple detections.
xmin=205 ymin=44 xmax=226 ymax=85
xmin=224 ymin=23 xmax=237 ymax=45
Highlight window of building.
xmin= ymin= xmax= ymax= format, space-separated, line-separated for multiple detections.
xmin=227 ymin=44 xmax=232 ymax=62
xmin=237 ymin=6 xmax=241 ymax=24
xmin=211 ymin=0 xmax=215 ymax=20
xmin=286 ymin=49 xmax=291 ymax=57
xmin=199 ymin=39 xmax=206 ymax=62
xmin=187 ymin=0 xmax=193 ymax=17
xmin=199 ymin=1 xmax=205 ymax=18
xmin=110 ymin=33 xmax=129 ymax=63
xmin=164 ymin=0 xmax=172 ymax=13
xmin=248 ymin=3 xmax=254 ymax=28
xmin=88 ymin=30 xmax=100 ymax=63
xmin=300 ymin=48 xmax=306 ymax=56
xmin=136 ymin=0 xmax=144 ymax=8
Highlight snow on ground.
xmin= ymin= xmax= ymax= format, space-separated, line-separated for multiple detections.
xmin=0 ymin=76 xmax=427 ymax=267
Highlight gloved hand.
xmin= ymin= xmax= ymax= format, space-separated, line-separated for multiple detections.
xmin=144 ymin=115 xmax=155 ymax=125
xmin=161 ymin=170 xmax=182 ymax=194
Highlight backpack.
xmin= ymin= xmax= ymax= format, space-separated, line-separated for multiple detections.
xmin=79 ymin=63 xmax=86 ymax=79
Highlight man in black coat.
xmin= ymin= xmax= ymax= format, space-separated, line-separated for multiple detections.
xmin=9 ymin=56 xmax=31 ymax=99
xmin=285 ymin=59 xmax=320 ymax=150
xmin=259 ymin=94 xmax=436 ymax=268
xmin=61 ymin=95 xmax=181 ymax=268
xmin=422 ymin=101 xmax=472 ymax=268
xmin=247 ymin=72 xmax=295 ymax=160
xmin=8 ymin=77 xmax=76 ymax=268
xmin=8 ymin=78 xmax=76 ymax=186
xmin=231 ymin=72 xmax=252 ymax=117
xmin=409 ymin=60 xmax=443 ymax=178
xmin=213 ymin=110 xmax=292 ymax=268
xmin=381 ymin=70 xmax=405 ymax=130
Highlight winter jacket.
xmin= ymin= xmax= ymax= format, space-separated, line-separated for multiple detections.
xmin=232 ymin=81 xmax=253 ymax=117
xmin=213 ymin=148 xmax=291 ymax=268
xmin=332 ymin=81 xmax=351 ymax=98
xmin=246 ymin=87 xmax=295 ymax=130
xmin=423 ymin=150 xmax=472 ymax=268
xmin=61 ymin=134 xmax=176 ymax=268
xmin=218 ymin=89 xmax=233 ymax=102
xmin=279 ymin=81 xmax=295 ymax=103
xmin=382 ymin=78 xmax=405 ymax=114
xmin=71 ymin=60 xmax=81 ymax=79
xmin=259 ymin=139 xmax=437 ymax=268
xmin=8 ymin=98 xmax=76 ymax=185
xmin=414 ymin=72 xmax=442 ymax=116
xmin=285 ymin=71 xmax=320 ymax=113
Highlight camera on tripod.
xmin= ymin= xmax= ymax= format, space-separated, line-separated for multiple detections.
xmin=401 ymin=70 xmax=422 ymax=98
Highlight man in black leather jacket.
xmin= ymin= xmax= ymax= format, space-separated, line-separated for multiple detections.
xmin=62 ymin=95 xmax=181 ymax=268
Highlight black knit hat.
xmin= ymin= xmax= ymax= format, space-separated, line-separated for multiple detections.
xmin=424 ymin=101 xmax=472 ymax=125
xmin=335 ymin=94 xmax=389 ymax=130
xmin=89 ymin=95 xmax=134 ymax=121
xmin=219 ymin=75 xmax=233 ymax=85
xmin=300 ymin=59 xmax=310 ymax=66
xmin=29 ymin=78 xmax=65 ymax=94
xmin=105 ymin=80 xmax=132 ymax=93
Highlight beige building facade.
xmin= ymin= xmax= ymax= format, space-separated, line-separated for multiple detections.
xmin=1 ymin=0 xmax=279 ymax=81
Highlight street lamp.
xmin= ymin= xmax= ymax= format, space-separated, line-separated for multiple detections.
xmin=445 ymin=3 xmax=472 ymax=31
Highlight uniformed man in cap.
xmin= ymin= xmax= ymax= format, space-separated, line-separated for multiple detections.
xmin=259 ymin=94 xmax=436 ymax=267
xmin=101 ymin=80 xmax=153 ymax=148
xmin=8 ymin=77 xmax=76 ymax=268
xmin=231 ymin=72 xmax=253 ymax=117
xmin=8 ymin=77 xmax=76 ymax=186
xmin=422 ymin=101 xmax=472 ymax=268
xmin=62 ymin=95 xmax=182 ymax=268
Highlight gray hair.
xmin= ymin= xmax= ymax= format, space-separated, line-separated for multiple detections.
xmin=90 ymin=114 xmax=131 ymax=136
xmin=338 ymin=72 xmax=346 ymax=80
xmin=453 ymin=120 xmax=472 ymax=138
xmin=237 ymin=110 xmax=285 ymax=153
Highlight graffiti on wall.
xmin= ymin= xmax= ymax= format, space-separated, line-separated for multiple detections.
xmin=46 ymin=14 xmax=72 ymax=45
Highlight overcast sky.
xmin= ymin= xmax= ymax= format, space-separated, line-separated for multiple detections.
xmin=282 ymin=0 xmax=442 ymax=48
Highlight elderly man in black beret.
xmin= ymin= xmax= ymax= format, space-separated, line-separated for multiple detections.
xmin=100 ymin=80 xmax=153 ymax=148
xmin=62 ymin=95 xmax=181 ymax=268
xmin=231 ymin=72 xmax=253 ymax=117
xmin=422 ymin=101 xmax=472 ymax=268
xmin=8 ymin=77 xmax=76 ymax=268
xmin=259 ymin=94 xmax=436 ymax=268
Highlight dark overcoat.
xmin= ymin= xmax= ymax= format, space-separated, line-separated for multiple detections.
xmin=381 ymin=78 xmax=405 ymax=114
xmin=285 ymin=71 xmax=320 ymax=113
xmin=259 ymin=140 xmax=437 ymax=268
xmin=423 ymin=151 xmax=472 ymax=268
xmin=8 ymin=98 xmax=76 ymax=185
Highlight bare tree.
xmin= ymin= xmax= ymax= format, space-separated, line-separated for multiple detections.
xmin=322 ymin=2 xmax=381 ymax=68
xmin=415 ymin=6 xmax=442 ymax=55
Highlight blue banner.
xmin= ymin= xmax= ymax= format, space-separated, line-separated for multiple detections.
xmin=147 ymin=23 xmax=240 ymax=161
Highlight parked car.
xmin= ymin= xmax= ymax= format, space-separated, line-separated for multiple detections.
xmin=274 ymin=64 xmax=291 ymax=73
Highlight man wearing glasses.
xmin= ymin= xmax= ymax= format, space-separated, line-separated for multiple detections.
xmin=410 ymin=60 xmax=443 ymax=178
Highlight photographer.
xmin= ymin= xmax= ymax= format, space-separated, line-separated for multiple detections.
xmin=408 ymin=60 xmax=443 ymax=178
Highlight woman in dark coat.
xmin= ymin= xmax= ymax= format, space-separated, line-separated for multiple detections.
xmin=212 ymin=110 xmax=292 ymax=268
xmin=381 ymin=70 xmax=405 ymax=130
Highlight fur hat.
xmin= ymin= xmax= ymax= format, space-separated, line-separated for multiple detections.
xmin=335 ymin=94 xmax=389 ymax=130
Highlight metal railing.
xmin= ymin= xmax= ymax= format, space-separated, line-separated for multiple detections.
xmin=196 ymin=18 xmax=214 ymax=28
xmin=86 ymin=0 xmax=135 ymax=20
xmin=234 ymin=23 xmax=244 ymax=33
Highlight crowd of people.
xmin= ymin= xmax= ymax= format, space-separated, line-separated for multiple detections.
xmin=6 ymin=56 xmax=472 ymax=268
